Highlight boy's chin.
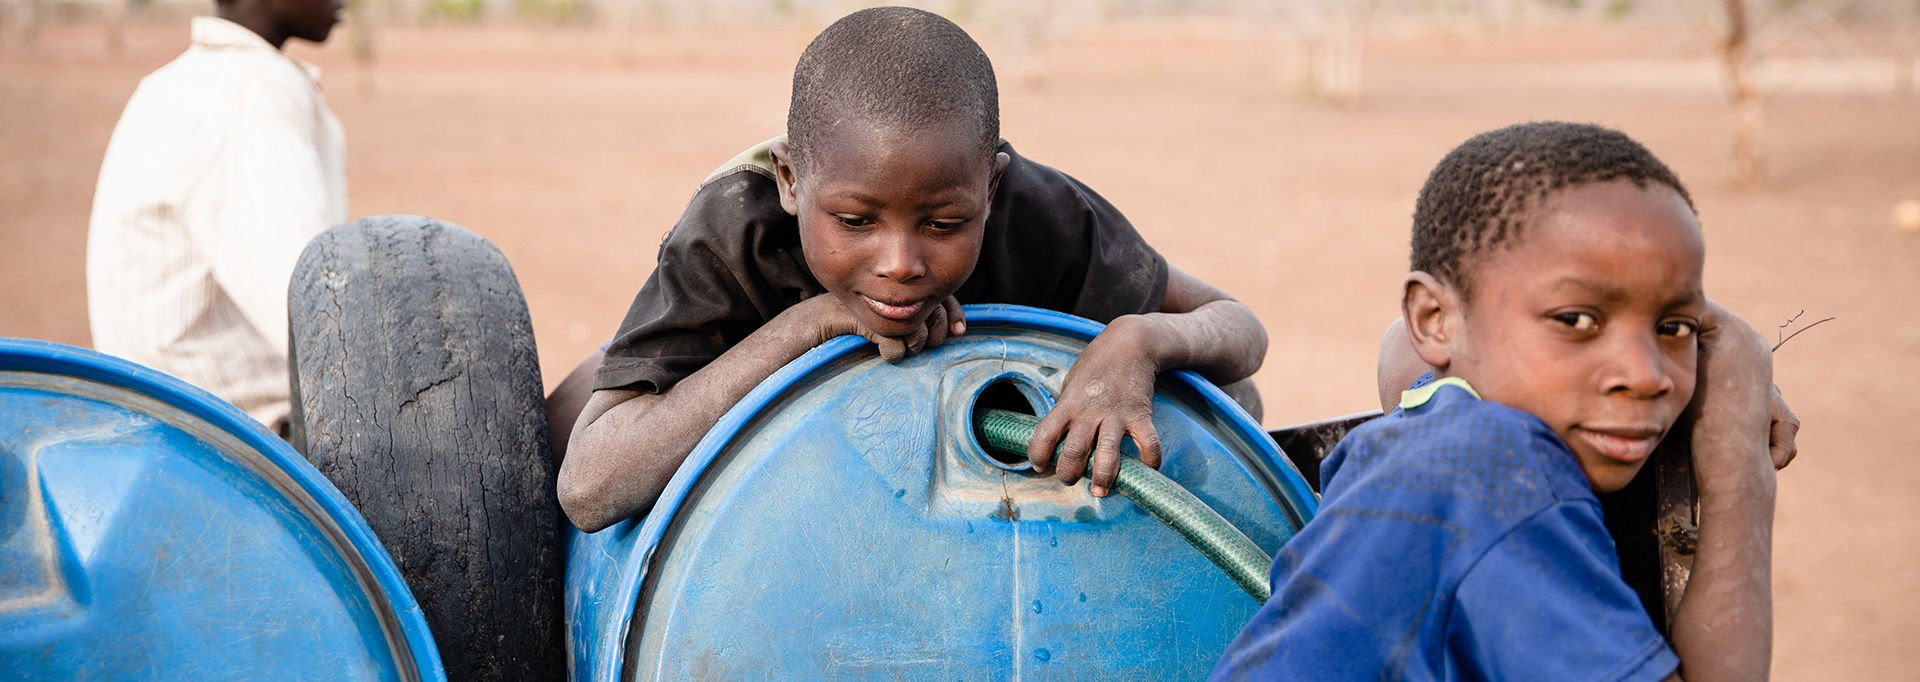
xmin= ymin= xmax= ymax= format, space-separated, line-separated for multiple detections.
xmin=1582 ymin=462 xmax=1646 ymax=494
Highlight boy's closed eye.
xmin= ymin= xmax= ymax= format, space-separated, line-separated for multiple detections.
xmin=833 ymin=214 xmax=874 ymax=228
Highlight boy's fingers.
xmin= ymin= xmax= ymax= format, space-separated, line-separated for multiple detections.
xmin=1052 ymin=423 xmax=1097 ymax=486
xmin=1769 ymin=383 xmax=1800 ymax=469
xmin=875 ymin=335 xmax=907 ymax=362
xmin=1088 ymin=424 xmax=1124 ymax=497
xmin=1026 ymin=412 xmax=1066 ymax=472
xmin=905 ymin=326 xmax=930 ymax=355
xmin=1129 ymin=417 xmax=1163 ymax=469
xmin=925 ymin=304 xmax=950 ymax=349
xmin=943 ymin=297 xmax=966 ymax=337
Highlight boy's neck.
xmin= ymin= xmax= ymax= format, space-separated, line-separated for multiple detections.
xmin=216 ymin=6 xmax=290 ymax=49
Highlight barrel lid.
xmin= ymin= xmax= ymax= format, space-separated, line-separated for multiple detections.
xmin=566 ymin=305 xmax=1317 ymax=679
xmin=0 ymin=339 xmax=441 ymax=680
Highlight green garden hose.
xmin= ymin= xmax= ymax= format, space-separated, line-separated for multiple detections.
xmin=976 ymin=409 xmax=1274 ymax=603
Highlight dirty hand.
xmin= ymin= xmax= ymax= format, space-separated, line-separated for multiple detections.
xmin=807 ymin=294 xmax=965 ymax=362
xmin=1694 ymin=300 xmax=1800 ymax=470
xmin=1690 ymin=301 xmax=1778 ymax=487
xmin=1026 ymin=315 xmax=1163 ymax=497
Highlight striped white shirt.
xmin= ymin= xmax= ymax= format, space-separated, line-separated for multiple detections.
xmin=87 ymin=16 xmax=346 ymax=429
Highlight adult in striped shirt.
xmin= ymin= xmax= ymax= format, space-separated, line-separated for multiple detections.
xmin=87 ymin=0 xmax=345 ymax=431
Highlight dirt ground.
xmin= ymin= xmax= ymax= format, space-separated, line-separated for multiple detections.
xmin=4 ymin=11 xmax=1917 ymax=678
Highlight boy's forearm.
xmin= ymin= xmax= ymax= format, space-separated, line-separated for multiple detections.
xmin=1668 ymin=319 xmax=1778 ymax=682
xmin=1134 ymin=299 xmax=1268 ymax=383
xmin=1668 ymin=429 xmax=1776 ymax=682
xmin=557 ymin=307 xmax=826 ymax=532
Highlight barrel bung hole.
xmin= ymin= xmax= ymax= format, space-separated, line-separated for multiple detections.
xmin=970 ymin=376 xmax=1049 ymax=469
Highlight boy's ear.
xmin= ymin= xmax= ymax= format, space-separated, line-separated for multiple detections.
xmin=769 ymin=139 xmax=801 ymax=216
xmin=985 ymin=151 xmax=1010 ymax=202
xmin=1402 ymin=271 xmax=1461 ymax=370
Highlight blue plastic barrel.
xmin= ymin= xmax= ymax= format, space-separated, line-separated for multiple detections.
xmin=0 ymin=339 xmax=442 ymax=680
xmin=566 ymin=305 xmax=1317 ymax=680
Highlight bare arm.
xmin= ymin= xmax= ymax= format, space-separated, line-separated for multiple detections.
xmin=1138 ymin=264 xmax=1269 ymax=385
xmin=557 ymin=295 xmax=960 ymax=532
xmin=557 ymin=308 xmax=822 ymax=532
xmin=1027 ymin=264 xmax=1268 ymax=496
xmin=544 ymin=349 xmax=603 ymax=468
xmin=1665 ymin=303 xmax=1776 ymax=681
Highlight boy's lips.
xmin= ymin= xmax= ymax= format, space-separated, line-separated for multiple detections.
xmin=1572 ymin=426 xmax=1663 ymax=464
xmin=861 ymin=294 xmax=926 ymax=322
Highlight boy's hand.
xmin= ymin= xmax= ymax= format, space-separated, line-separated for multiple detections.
xmin=1767 ymin=383 xmax=1799 ymax=470
xmin=1690 ymin=300 xmax=1802 ymax=471
xmin=1027 ymin=315 xmax=1164 ymax=497
xmin=1689 ymin=301 xmax=1777 ymax=491
xmin=801 ymin=293 xmax=966 ymax=362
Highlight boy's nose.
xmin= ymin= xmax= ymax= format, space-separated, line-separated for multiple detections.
xmin=1604 ymin=335 xmax=1675 ymax=399
xmin=873 ymin=232 xmax=926 ymax=282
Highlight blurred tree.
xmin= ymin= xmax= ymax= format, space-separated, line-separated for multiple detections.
xmin=7 ymin=0 xmax=40 ymax=47
xmin=103 ymin=0 xmax=123 ymax=55
xmin=1722 ymin=0 xmax=1764 ymax=186
xmin=348 ymin=0 xmax=374 ymax=94
xmin=1271 ymin=0 xmax=1372 ymax=104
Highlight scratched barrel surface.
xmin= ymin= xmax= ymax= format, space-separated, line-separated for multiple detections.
xmin=565 ymin=305 xmax=1318 ymax=680
xmin=0 ymin=339 xmax=441 ymax=681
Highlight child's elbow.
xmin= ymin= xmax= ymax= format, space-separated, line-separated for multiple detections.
xmin=556 ymin=457 xmax=618 ymax=533
xmin=1247 ymin=312 xmax=1271 ymax=361
xmin=1226 ymin=302 xmax=1269 ymax=378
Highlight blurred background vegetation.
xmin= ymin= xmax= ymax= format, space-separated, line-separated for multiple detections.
xmin=5 ymin=0 xmax=1914 ymax=187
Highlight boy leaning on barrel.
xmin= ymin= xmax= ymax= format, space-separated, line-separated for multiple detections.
xmin=552 ymin=7 xmax=1269 ymax=533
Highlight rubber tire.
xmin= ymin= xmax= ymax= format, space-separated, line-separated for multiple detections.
xmin=288 ymin=216 xmax=565 ymax=681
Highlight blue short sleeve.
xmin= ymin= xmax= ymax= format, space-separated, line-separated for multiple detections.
xmin=1451 ymin=502 xmax=1678 ymax=682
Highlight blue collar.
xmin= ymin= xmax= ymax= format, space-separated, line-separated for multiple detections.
xmin=1399 ymin=376 xmax=1480 ymax=410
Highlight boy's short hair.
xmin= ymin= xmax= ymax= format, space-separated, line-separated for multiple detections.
xmin=787 ymin=7 xmax=999 ymax=169
xmin=1410 ymin=121 xmax=1695 ymax=297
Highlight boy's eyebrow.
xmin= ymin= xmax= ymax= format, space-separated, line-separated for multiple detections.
xmin=824 ymin=190 xmax=878 ymax=207
xmin=826 ymin=190 xmax=968 ymax=212
xmin=1549 ymin=277 xmax=1625 ymax=301
xmin=1551 ymin=276 xmax=1705 ymax=309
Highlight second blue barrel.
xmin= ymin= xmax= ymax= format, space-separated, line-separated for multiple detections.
xmin=567 ymin=304 xmax=1317 ymax=679
xmin=0 ymin=339 xmax=440 ymax=680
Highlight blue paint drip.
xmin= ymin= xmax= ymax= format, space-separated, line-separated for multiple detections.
xmin=1034 ymin=648 xmax=1052 ymax=663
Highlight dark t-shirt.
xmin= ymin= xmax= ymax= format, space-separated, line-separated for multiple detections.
xmin=595 ymin=138 xmax=1169 ymax=393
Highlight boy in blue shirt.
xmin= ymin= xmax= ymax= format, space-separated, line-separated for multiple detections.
xmin=554 ymin=7 xmax=1269 ymax=532
xmin=1214 ymin=122 xmax=1778 ymax=680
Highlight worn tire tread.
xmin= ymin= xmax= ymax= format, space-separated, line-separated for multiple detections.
xmin=289 ymin=215 xmax=565 ymax=681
